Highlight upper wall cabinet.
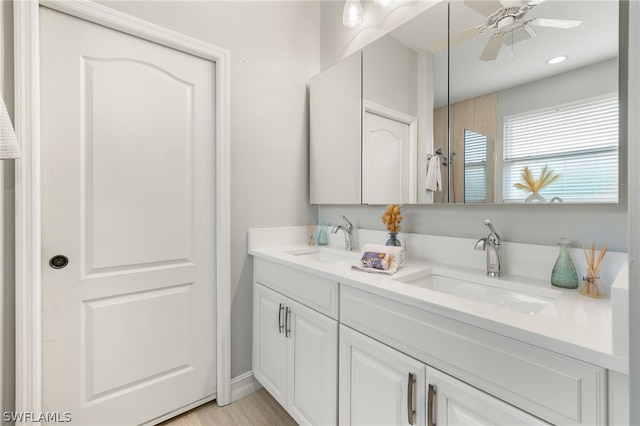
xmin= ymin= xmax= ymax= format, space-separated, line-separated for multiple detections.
xmin=310 ymin=1 xmax=448 ymax=205
xmin=310 ymin=52 xmax=362 ymax=204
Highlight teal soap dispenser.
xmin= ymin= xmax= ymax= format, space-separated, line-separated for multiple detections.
xmin=551 ymin=237 xmax=579 ymax=289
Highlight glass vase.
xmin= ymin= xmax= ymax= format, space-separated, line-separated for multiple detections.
xmin=550 ymin=238 xmax=579 ymax=289
xmin=386 ymin=233 xmax=401 ymax=247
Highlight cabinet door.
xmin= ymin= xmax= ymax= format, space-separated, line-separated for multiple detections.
xmin=426 ymin=367 xmax=549 ymax=426
xmin=339 ymin=325 xmax=426 ymax=426
xmin=253 ymin=283 xmax=288 ymax=406
xmin=287 ymin=299 xmax=338 ymax=426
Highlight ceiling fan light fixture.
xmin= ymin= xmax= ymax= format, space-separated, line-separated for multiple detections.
xmin=546 ymin=55 xmax=567 ymax=65
xmin=343 ymin=0 xmax=364 ymax=28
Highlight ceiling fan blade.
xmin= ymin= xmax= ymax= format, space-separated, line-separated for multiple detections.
xmin=503 ymin=24 xmax=537 ymax=46
xmin=530 ymin=18 xmax=583 ymax=29
xmin=430 ymin=26 xmax=482 ymax=52
xmin=451 ymin=27 xmax=482 ymax=47
xmin=463 ymin=0 xmax=503 ymax=17
xmin=479 ymin=34 xmax=505 ymax=61
xmin=499 ymin=0 xmax=527 ymax=8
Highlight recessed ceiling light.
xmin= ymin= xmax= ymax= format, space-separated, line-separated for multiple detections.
xmin=546 ymin=56 xmax=567 ymax=65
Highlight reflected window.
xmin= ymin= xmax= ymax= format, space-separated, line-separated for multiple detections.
xmin=464 ymin=130 xmax=488 ymax=203
xmin=502 ymin=96 xmax=618 ymax=203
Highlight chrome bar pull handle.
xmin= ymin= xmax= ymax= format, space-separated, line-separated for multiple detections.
xmin=278 ymin=303 xmax=284 ymax=334
xmin=407 ymin=372 xmax=416 ymax=425
xmin=285 ymin=307 xmax=291 ymax=338
xmin=428 ymin=383 xmax=436 ymax=426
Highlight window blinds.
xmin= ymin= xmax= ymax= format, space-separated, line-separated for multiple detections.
xmin=503 ymin=96 xmax=618 ymax=203
xmin=464 ymin=129 xmax=488 ymax=203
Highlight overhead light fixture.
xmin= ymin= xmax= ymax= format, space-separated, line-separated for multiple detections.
xmin=343 ymin=0 xmax=363 ymax=28
xmin=0 ymin=96 xmax=21 ymax=159
xmin=546 ymin=55 xmax=567 ymax=65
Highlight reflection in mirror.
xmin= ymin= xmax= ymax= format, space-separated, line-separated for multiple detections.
xmin=365 ymin=0 xmax=449 ymax=204
xmin=449 ymin=0 xmax=619 ymax=204
xmin=463 ymin=130 xmax=494 ymax=203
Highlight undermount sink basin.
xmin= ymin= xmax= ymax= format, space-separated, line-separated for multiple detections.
xmin=394 ymin=269 xmax=560 ymax=315
xmin=285 ymin=248 xmax=354 ymax=263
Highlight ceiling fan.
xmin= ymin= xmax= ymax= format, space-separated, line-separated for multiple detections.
xmin=457 ymin=0 xmax=583 ymax=61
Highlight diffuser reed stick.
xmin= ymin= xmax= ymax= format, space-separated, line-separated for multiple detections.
xmin=580 ymin=242 xmax=608 ymax=298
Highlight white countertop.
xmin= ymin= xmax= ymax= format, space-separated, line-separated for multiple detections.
xmin=248 ymin=227 xmax=629 ymax=374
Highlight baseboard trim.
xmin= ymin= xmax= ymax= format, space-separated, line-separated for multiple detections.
xmin=230 ymin=371 xmax=263 ymax=403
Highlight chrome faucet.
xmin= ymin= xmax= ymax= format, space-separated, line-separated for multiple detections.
xmin=474 ymin=219 xmax=502 ymax=277
xmin=331 ymin=214 xmax=354 ymax=252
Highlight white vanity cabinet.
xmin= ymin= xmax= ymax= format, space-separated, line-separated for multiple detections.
xmin=340 ymin=285 xmax=607 ymax=426
xmin=340 ymin=325 xmax=548 ymax=426
xmin=252 ymin=258 xmax=338 ymax=425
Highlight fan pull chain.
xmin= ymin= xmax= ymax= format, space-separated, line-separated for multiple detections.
xmin=510 ymin=29 xmax=515 ymax=60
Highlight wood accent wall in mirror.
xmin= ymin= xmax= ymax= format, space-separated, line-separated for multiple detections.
xmin=310 ymin=0 xmax=621 ymax=205
xmin=448 ymin=0 xmax=619 ymax=204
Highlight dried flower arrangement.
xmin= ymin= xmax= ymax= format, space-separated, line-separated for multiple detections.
xmin=580 ymin=242 xmax=608 ymax=298
xmin=382 ymin=204 xmax=403 ymax=234
xmin=514 ymin=166 xmax=560 ymax=194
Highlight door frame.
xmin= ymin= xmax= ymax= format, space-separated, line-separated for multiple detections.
xmin=13 ymin=0 xmax=232 ymax=419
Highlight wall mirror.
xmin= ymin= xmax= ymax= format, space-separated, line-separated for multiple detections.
xmin=310 ymin=0 xmax=620 ymax=205
xmin=448 ymin=0 xmax=619 ymax=204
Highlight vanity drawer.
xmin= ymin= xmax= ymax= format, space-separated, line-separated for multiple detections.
xmin=254 ymin=258 xmax=339 ymax=319
xmin=340 ymin=285 xmax=607 ymax=426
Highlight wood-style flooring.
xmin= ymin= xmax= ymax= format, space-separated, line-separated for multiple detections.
xmin=160 ymin=388 xmax=297 ymax=426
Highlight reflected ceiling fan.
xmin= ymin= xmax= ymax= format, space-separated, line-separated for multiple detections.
xmin=457 ymin=0 xmax=583 ymax=61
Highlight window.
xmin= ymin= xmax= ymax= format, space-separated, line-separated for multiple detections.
xmin=502 ymin=96 xmax=618 ymax=203
xmin=464 ymin=129 xmax=487 ymax=203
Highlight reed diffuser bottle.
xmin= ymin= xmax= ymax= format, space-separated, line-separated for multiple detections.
xmin=551 ymin=237 xmax=579 ymax=289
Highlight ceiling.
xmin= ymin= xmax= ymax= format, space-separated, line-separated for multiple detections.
xmin=389 ymin=0 xmax=619 ymax=107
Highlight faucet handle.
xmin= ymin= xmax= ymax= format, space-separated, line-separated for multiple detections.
xmin=339 ymin=214 xmax=353 ymax=231
xmin=484 ymin=219 xmax=500 ymax=244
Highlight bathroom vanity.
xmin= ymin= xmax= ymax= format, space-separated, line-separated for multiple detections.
xmin=249 ymin=227 xmax=629 ymax=426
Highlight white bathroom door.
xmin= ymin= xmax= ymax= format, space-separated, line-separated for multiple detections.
xmin=39 ymin=6 xmax=216 ymax=425
xmin=362 ymin=110 xmax=415 ymax=204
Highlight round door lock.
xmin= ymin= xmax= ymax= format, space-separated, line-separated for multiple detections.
xmin=49 ymin=255 xmax=69 ymax=269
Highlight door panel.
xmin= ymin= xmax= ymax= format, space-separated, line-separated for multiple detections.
xmin=40 ymin=6 xmax=216 ymax=424
xmin=363 ymin=111 xmax=412 ymax=204
xmin=83 ymin=57 xmax=194 ymax=273
xmin=339 ymin=325 xmax=426 ymax=426
xmin=427 ymin=367 xmax=549 ymax=426
xmin=252 ymin=284 xmax=288 ymax=406
xmin=288 ymin=299 xmax=338 ymax=426
xmin=84 ymin=285 xmax=192 ymax=399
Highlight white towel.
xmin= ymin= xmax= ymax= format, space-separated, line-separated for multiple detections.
xmin=352 ymin=243 xmax=404 ymax=275
xmin=425 ymin=155 xmax=441 ymax=191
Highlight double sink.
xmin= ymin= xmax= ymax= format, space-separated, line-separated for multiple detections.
xmin=285 ymin=247 xmax=560 ymax=316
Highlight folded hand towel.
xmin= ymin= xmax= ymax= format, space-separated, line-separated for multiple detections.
xmin=425 ymin=155 xmax=442 ymax=192
xmin=352 ymin=243 xmax=404 ymax=275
